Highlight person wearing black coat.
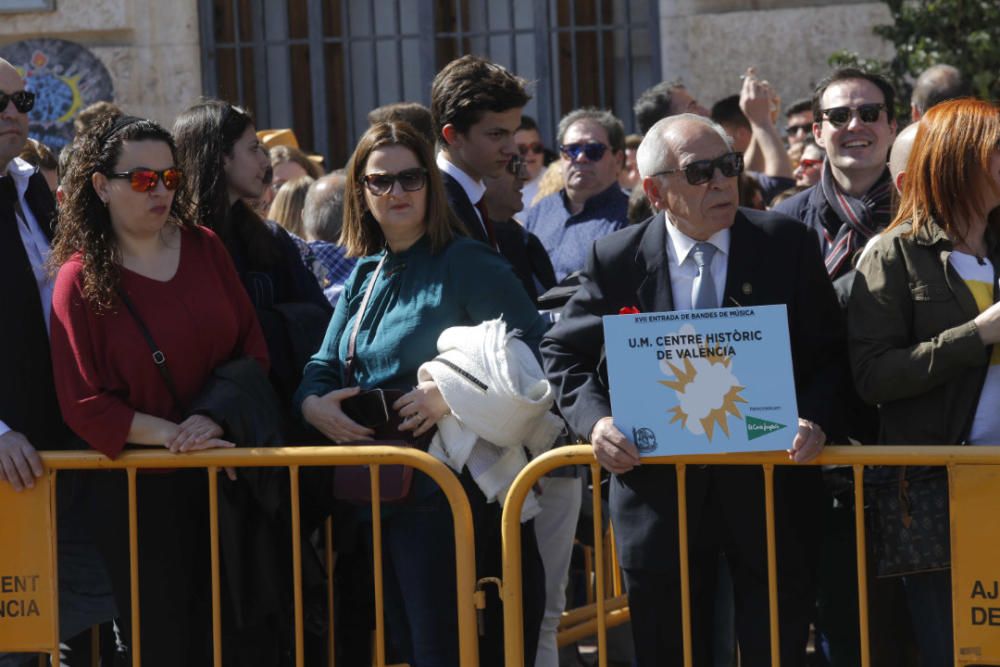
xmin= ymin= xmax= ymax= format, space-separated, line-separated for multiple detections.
xmin=541 ymin=115 xmax=845 ymax=666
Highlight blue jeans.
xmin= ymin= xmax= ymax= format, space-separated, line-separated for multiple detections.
xmin=379 ymin=479 xmax=461 ymax=667
xmin=376 ymin=471 xmax=544 ymax=667
xmin=902 ymin=569 xmax=953 ymax=666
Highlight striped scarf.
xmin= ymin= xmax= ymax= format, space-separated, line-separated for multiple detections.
xmin=819 ymin=161 xmax=893 ymax=278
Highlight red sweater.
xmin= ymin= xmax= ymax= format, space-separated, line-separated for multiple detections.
xmin=50 ymin=225 xmax=270 ymax=458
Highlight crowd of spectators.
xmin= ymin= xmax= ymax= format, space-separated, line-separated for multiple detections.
xmin=0 ymin=47 xmax=991 ymax=667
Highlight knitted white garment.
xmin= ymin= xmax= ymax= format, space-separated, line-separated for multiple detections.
xmin=417 ymin=318 xmax=564 ymax=521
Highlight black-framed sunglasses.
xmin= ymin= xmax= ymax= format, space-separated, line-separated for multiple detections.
xmin=362 ymin=168 xmax=427 ymax=196
xmin=786 ymin=123 xmax=811 ymax=136
xmin=559 ymin=142 xmax=608 ymax=162
xmin=107 ymin=168 xmax=183 ymax=193
xmin=0 ymin=90 xmax=35 ymax=114
xmin=653 ymin=152 xmax=744 ymax=186
xmin=821 ymin=103 xmax=886 ymax=129
xmin=507 ymin=155 xmax=529 ymax=180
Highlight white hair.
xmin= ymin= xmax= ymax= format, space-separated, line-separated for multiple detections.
xmin=636 ymin=113 xmax=734 ymax=179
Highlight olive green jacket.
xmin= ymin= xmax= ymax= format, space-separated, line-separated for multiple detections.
xmin=848 ymin=220 xmax=996 ymax=445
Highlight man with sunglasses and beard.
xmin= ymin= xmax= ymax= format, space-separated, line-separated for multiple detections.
xmin=774 ymin=67 xmax=897 ymax=299
xmin=541 ymin=113 xmax=844 ymax=666
xmin=525 ymin=108 xmax=629 ymax=283
xmin=772 ymin=67 xmax=898 ymax=667
xmin=0 ymin=58 xmax=117 ymax=667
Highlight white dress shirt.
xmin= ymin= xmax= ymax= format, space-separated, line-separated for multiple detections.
xmin=436 ymin=152 xmax=489 ymax=237
xmin=1 ymin=157 xmax=55 ymax=438
xmin=664 ymin=214 xmax=731 ymax=311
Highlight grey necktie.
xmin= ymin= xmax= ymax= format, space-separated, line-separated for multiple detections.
xmin=691 ymin=242 xmax=718 ymax=309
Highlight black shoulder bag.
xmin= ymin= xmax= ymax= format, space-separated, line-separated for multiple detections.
xmin=334 ymin=256 xmax=435 ymax=504
xmin=117 ymin=288 xmax=280 ymax=444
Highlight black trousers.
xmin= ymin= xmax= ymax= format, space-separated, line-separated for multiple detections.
xmin=89 ymin=470 xmax=213 ymax=667
xmin=622 ymin=466 xmax=819 ymax=667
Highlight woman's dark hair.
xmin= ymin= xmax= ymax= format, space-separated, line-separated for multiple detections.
xmin=172 ymin=100 xmax=280 ymax=267
xmin=341 ymin=121 xmax=465 ymax=257
xmin=49 ymin=115 xmax=194 ymax=311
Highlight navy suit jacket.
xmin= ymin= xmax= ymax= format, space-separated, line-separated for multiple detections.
xmin=442 ymin=171 xmax=488 ymax=244
xmin=540 ymin=208 xmax=845 ymax=571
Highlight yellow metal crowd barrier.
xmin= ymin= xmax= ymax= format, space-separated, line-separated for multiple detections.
xmin=0 ymin=446 xmax=480 ymax=667
xmin=557 ymin=512 xmax=630 ymax=649
xmin=501 ymin=444 xmax=1000 ymax=667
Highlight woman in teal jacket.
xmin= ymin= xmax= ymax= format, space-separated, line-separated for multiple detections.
xmin=294 ymin=121 xmax=545 ymax=667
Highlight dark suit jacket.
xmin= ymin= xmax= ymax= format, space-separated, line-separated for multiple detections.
xmin=493 ymin=219 xmax=557 ymax=305
xmin=442 ymin=171 xmax=488 ymax=244
xmin=0 ymin=170 xmax=70 ymax=449
xmin=540 ymin=208 xmax=845 ymax=571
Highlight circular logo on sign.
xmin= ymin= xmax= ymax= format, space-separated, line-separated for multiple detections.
xmin=0 ymin=38 xmax=115 ymax=152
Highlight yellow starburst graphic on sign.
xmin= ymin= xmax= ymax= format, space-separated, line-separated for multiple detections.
xmin=660 ymin=355 xmax=747 ymax=442
xmin=658 ymin=358 xmax=697 ymax=393
xmin=698 ymin=384 xmax=747 ymax=441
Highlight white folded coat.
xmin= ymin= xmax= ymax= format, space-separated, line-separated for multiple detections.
xmin=417 ymin=318 xmax=564 ymax=521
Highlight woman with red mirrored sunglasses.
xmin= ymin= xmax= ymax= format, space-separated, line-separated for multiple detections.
xmin=792 ymin=140 xmax=825 ymax=188
xmin=47 ymin=115 xmax=269 ymax=665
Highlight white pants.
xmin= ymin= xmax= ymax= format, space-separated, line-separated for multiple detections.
xmin=533 ymin=475 xmax=583 ymax=667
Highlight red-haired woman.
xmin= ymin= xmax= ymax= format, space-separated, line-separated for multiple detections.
xmin=849 ymin=98 xmax=1000 ymax=663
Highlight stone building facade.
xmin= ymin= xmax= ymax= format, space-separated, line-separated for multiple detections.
xmin=0 ymin=0 xmax=893 ymax=161
xmin=0 ymin=0 xmax=202 ymax=131
xmin=658 ymin=0 xmax=895 ymax=111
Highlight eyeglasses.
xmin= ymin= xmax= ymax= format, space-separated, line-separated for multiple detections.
xmin=518 ymin=142 xmax=544 ymax=156
xmin=362 ymin=168 xmax=427 ymax=196
xmin=786 ymin=123 xmax=811 ymax=136
xmin=821 ymin=103 xmax=886 ymax=129
xmin=653 ymin=152 xmax=744 ymax=186
xmin=798 ymin=158 xmax=823 ymax=170
xmin=0 ymin=90 xmax=35 ymax=114
xmin=507 ymin=155 xmax=529 ymax=180
xmin=559 ymin=142 xmax=608 ymax=163
xmin=108 ymin=168 xmax=183 ymax=193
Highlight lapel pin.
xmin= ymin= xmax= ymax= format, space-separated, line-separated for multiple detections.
xmin=742 ymin=283 xmax=753 ymax=295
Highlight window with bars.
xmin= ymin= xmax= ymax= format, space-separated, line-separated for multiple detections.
xmin=198 ymin=0 xmax=660 ymax=169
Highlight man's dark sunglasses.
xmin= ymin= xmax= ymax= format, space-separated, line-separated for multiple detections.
xmin=653 ymin=152 xmax=744 ymax=186
xmin=108 ymin=168 xmax=183 ymax=192
xmin=821 ymin=103 xmax=886 ymax=129
xmin=559 ymin=142 xmax=608 ymax=162
xmin=786 ymin=123 xmax=811 ymax=136
xmin=507 ymin=155 xmax=529 ymax=180
xmin=0 ymin=90 xmax=35 ymax=114
xmin=362 ymin=168 xmax=427 ymax=196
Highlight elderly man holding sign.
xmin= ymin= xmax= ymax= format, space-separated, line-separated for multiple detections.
xmin=540 ymin=113 xmax=844 ymax=666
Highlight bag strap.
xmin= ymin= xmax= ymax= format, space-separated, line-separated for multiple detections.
xmin=431 ymin=357 xmax=489 ymax=391
xmin=117 ymin=287 xmax=182 ymax=405
xmin=343 ymin=253 xmax=388 ymax=386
